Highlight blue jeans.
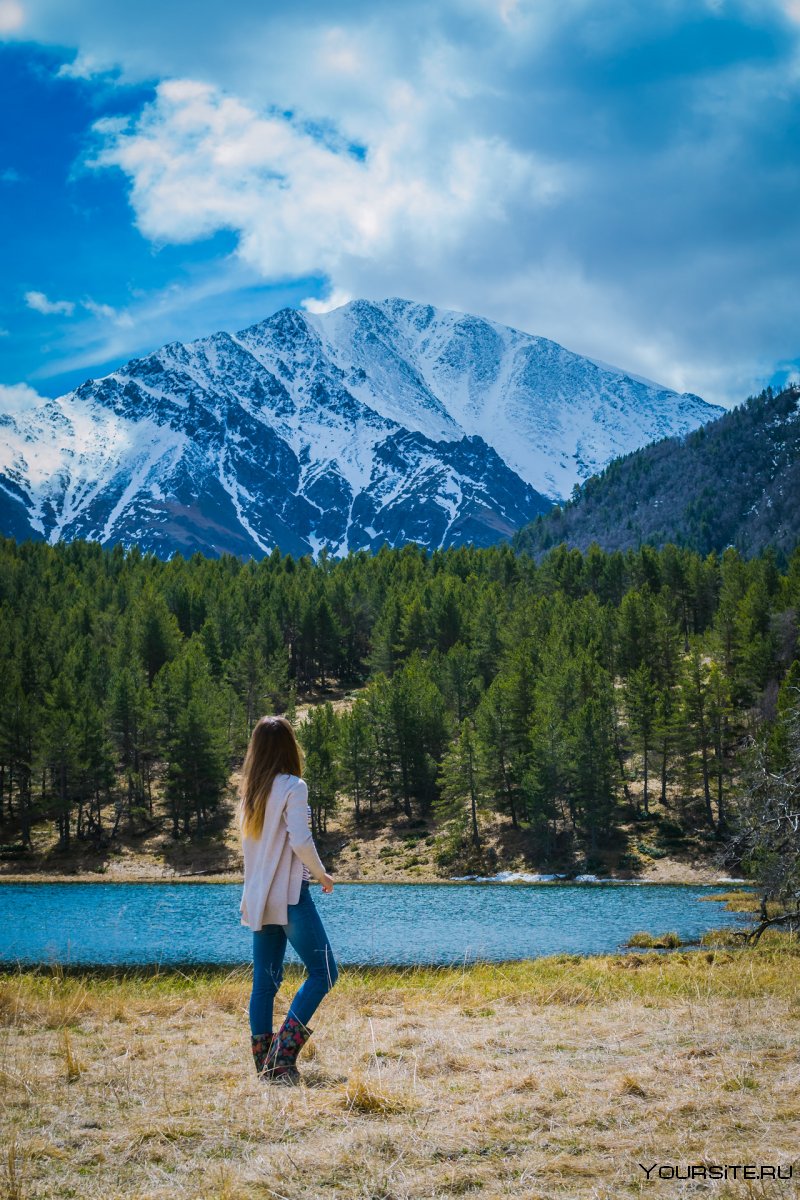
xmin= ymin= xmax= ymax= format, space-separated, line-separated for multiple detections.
xmin=249 ymin=880 xmax=339 ymax=1035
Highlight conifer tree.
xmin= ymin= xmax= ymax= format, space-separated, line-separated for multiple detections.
xmin=40 ymin=673 xmax=79 ymax=850
xmin=436 ymin=719 xmax=482 ymax=849
xmin=135 ymin=588 xmax=181 ymax=685
xmin=735 ymin=580 xmax=776 ymax=701
xmin=0 ymin=672 xmax=37 ymax=843
xmin=653 ymin=685 xmax=678 ymax=809
xmin=300 ymin=702 xmax=338 ymax=835
xmin=399 ymin=596 xmax=430 ymax=659
xmin=566 ymin=658 xmax=618 ymax=854
xmin=679 ymin=646 xmax=716 ymax=830
xmin=369 ymin=591 xmax=403 ymax=677
xmin=384 ymin=654 xmax=448 ymax=818
xmin=707 ymin=663 xmax=733 ymax=831
xmin=73 ymin=695 xmax=115 ymax=844
xmin=314 ymin=596 xmax=342 ymax=686
xmin=159 ymin=642 xmax=229 ymax=836
xmin=337 ymin=701 xmax=378 ymax=822
xmin=624 ymin=664 xmax=658 ymax=815
xmin=528 ymin=613 xmax=579 ymax=843
xmin=475 ymin=675 xmax=524 ymax=829
xmin=109 ymin=664 xmax=151 ymax=828
xmin=0 ymin=534 xmax=797 ymax=868
xmin=440 ymin=643 xmax=481 ymax=722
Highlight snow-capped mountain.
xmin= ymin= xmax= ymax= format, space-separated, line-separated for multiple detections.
xmin=0 ymin=299 xmax=721 ymax=558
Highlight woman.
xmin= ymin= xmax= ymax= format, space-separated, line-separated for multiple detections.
xmin=239 ymin=715 xmax=338 ymax=1085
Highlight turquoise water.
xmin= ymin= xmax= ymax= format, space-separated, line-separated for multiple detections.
xmin=0 ymin=882 xmax=752 ymax=966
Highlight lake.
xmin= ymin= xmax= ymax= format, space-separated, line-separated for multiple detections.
xmin=0 ymin=881 xmax=752 ymax=967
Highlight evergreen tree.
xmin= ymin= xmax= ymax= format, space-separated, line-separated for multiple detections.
xmin=369 ymin=591 xmax=403 ymax=676
xmin=566 ymin=658 xmax=618 ymax=854
xmin=159 ymin=643 xmax=229 ymax=836
xmin=528 ymin=623 xmax=577 ymax=842
xmin=707 ymin=663 xmax=733 ymax=831
xmin=436 ymin=719 xmax=482 ymax=849
xmin=0 ymin=534 xmax=796 ymax=870
xmin=617 ymin=589 xmax=655 ymax=676
xmin=134 ymin=587 xmax=181 ymax=685
xmin=475 ymin=675 xmax=524 ymax=830
xmin=440 ymin=643 xmax=481 ymax=722
xmin=300 ymin=702 xmax=339 ymax=835
xmin=40 ymin=673 xmax=79 ymax=850
xmin=735 ymin=580 xmax=776 ymax=701
xmin=384 ymin=654 xmax=449 ymax=818
xmin=0 ymin=672 xmax=38 ymax=844
xmin=314 ymin=596 xmax=342 ymax=685
xmin=399 ymin=596 xmax=431 ymax=659
xmin=337 ymin=701 xmax=379 ymax=823
xmin=679 ymin=647 xmax=716 ymax=831
xmin=653 ymin=685 xmax=678 ymax=809
xmin=109 ymin=664 xmax=152 ymax=829
xmin=77 ymin=697 xmax=115 ymax=842
xmin=624 ymin=664 xmax=658 ymax=815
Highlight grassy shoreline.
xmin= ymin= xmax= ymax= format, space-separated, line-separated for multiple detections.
xmin=2 ymin=913 xmax=798 ymax=1200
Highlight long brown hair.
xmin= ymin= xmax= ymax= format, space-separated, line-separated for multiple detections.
xmin=239 ymin=715 xmax=304 ymax=839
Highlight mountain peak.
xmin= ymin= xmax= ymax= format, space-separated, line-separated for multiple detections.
xmin=0 ymin=299 xmax=721 ymax=560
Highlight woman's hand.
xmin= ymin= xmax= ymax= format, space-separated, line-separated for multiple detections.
xmin=320 ymin=872 xmax=334 ymax=894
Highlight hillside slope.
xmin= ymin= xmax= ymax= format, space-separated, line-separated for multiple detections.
xmin=514 ymin=386 xmax=800 ymax=559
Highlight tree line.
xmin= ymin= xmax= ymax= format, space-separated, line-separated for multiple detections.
xmin=0 ymin=535 xmax=798 ymax=871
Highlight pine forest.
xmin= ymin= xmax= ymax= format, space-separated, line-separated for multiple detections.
xmin=1 ymin=534 xmax=798 ymax=878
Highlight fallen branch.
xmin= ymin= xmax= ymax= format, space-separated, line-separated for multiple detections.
xmin=746 ymin=908 xmax=800 ymax=945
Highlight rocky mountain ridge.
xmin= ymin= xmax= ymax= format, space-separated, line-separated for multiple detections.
xmin=0 ymin=298 xmax=721 ymax=558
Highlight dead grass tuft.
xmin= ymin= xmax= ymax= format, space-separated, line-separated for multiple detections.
xmin=3 ymin=1137 xmax=26 ymax=1200
xmin=615 ymin=1073 xmax=648 ymax=1097
xmin=58 ymin=1027 xmax=84 ymax=1082
xmin=626 ymin=929 xmax=682 ymax=948
xmin=343 ymin=1069 xmax=418 ymax=1115
xmin=699 ymin=889 xmax=761 ymax=910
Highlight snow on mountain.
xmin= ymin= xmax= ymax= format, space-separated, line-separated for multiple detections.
xmin=306 ymin=299 xmax=719 ymax=498
xmin=0 ymin=298 xmax=722 ymax=559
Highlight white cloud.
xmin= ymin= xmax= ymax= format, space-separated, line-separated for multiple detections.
xmin=24 ymin=288 xmax=136 ymax=337
xmin=302 ymin=287 xmax=353 ymax=314
xmin=82 ymin=299 xmax=115 ymax=319
xmin=56 ymin=52 xmax=104 ymax=79
xmin=25 ymin=290 xmax=76 ymax=316
xmin=0 ymin=382 xmax=47 ymax=416
xmin=91 ymin=79 xmax=563 ymax=287
xmin=0 ymin=0 xmax=24 ymax=34
xmin=81 ymin=298 xmax=133 ymax=325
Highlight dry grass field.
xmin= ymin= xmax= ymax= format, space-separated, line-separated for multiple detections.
xmin=1 ymin=925 xmax=799 ymax=1200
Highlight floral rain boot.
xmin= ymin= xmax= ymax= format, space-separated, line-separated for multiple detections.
xmin=251 ymin=1033 xmax=277 ymax=1079
xmin=263 ymin=1014 xmax=313 ymax=1085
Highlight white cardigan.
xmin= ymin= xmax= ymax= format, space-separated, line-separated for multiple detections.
xmin=240 ymin=774 xmax=327 ymax=930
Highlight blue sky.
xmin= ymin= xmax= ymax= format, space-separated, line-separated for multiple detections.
xmin=1 ymin=0 xmax=799 ymax=406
